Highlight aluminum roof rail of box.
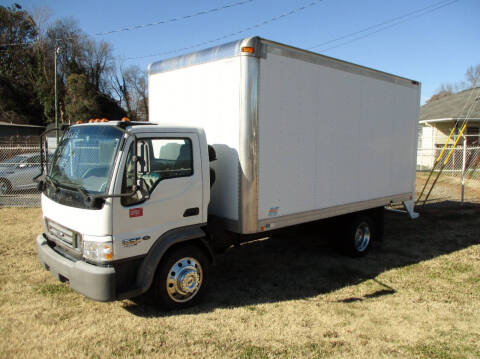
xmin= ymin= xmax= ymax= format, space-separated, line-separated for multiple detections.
xmin=148 ymin=36 xmax=420 ymax=89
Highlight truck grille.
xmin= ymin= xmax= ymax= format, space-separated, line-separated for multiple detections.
xmin=46 ymin=219 xmax=81 ymax=249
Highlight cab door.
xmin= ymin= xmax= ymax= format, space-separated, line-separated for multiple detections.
xmin=111 ymin=133 xmax=204 ymax=260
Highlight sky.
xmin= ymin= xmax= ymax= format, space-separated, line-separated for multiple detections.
xmin=3 ymin=0 xmax=480 ymax=104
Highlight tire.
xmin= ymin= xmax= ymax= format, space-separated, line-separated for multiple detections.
xmin=0 ymin=179 xmax=11 ymax=195
xmin=342 ymin=214 xmax=377 ymax=257
xmin=152 ymin=244 xmax=209 ymax=310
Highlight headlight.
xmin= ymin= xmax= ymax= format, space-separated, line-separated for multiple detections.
xmin=82 ymin=235 xmax=113 ymax=262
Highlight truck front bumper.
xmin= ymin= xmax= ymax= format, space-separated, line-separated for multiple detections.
xmin=36 ymin=234 xmax=116 ymax=302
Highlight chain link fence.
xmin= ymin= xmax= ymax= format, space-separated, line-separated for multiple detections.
xmin=0 ymin=139 xmax=42 ymax=207
xmin=416 ymin=136 xmax=480 ymax=205
xmin=2 ymin=132 xmax=480 ymax=208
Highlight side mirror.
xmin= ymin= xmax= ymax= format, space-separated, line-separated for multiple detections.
xmin=136 ymin=178 xmax=150 ymax=201
xmin=136 ymin=141 xmax=151 ymax=175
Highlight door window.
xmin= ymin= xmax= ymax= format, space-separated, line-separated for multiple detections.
xmin=122 ymin=138 xmax=193 ymax=206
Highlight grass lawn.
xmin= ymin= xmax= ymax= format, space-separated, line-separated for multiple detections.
xmin=0 ymin=200 xmax=479 ymax=358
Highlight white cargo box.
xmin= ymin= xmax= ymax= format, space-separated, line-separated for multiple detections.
xmin=148 ymin=37 xmax=420 ymax=234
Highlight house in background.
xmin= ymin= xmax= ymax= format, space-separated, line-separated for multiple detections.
xmin=417 ymin=88 xmax=480 ymax=169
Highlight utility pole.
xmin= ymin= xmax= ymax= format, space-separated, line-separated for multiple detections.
xmin=54 ymin=43 xmax=60 ymax=143
xmin=461 ymin=134 xmax=467 ymax=203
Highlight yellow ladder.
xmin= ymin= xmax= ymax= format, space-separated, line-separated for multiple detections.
xmin=416 ymin=123 xmax=467 ymax=207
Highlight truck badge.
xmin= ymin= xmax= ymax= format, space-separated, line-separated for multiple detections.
xmin=122 ymin=237 xmax=141 ymax=247
xmin=129 ymin=208 xmax=143 ymax=218
xmin=268 ymin=207 xmax=279 ymax=217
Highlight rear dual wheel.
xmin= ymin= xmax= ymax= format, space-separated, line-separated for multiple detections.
xmin=342 ymin=214 xmax=377 ymax=257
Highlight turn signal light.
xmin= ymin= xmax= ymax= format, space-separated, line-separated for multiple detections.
xmin=104 ymin=246 xmax=113 ymax=260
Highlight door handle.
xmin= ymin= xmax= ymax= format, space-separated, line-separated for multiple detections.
xmin=183 ymin=207 xmax=199 ymax=217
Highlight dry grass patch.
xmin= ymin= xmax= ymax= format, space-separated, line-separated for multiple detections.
xmin=1 ymin=199 xmax=480 ymax=358
xmin=416 ymin=171 xmax=480 ymax=204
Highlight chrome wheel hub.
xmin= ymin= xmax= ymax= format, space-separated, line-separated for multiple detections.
xmin=166 ymin=257 xmax=202 ymax=303
xmin=354 ymin=222 xmax=371 ymax=252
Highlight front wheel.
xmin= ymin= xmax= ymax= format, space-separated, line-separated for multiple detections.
xmin=152 ymin=244 xmax=209 ymax=310
xmin=0 ymin=179 xmax=11 ymax=195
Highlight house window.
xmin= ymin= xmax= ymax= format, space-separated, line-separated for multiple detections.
xmin=466 ymin=127 xmax=479 ymax=147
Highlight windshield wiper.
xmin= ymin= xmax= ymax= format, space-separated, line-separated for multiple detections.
xmin=61 ymin=181 xmax=107 ymax=208
xmin=45 ymin=175 xmax=59 ymax=192
xmin=52 ymin=179 xmax=88 ymax=197
xmin=43 ymin=175 xmax=104 ymax=208
xmin=45 ymin=176 xmax=88 ymax=198
xmin=67 ymin=183 xmax=90 ymax=200
xmin=56 ymin=179 xmax=106 ymax=208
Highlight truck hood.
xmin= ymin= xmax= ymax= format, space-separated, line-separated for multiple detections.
xmin=41 ymin=194 xmax=112 ymax=236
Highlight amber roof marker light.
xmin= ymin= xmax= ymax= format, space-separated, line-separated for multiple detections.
xmin=241 ymin=46 xmax=255 ymax=54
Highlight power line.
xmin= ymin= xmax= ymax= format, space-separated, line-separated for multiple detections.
xmin=122 ymin=0 xmax=457 ymax=62
xmin=122 ymin=0 xmax=325 ymax=61
xmin=94 ymin=0 xmax=256 ymax=36
xmin=310 ymin=0 xmax=458 ymax=52
xmin=309 ymin=0 xmax=457 ymax=50
xmin=0 ymin=0 xmax=256 ymax=47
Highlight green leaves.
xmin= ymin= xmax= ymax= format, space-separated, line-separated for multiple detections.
xmin=0 ymin=6 xmax=126 ymax=126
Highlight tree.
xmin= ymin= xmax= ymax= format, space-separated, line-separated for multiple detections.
xmin=465 ymin=65 xmax=480 ymax=88
xmin=425 ymin=83 xmax=454 ymax=104
xmin=0 ymin=5 xmax=37 ymax=80
xmin=83 ymin=39 xmax=114 ymax=93
xmin=1 ymin=6 xmax=133 ymax=125
xmin=64 ymin=73 xmax=100 ymax=122
xmin=110 ymin=65 xmax=148 ymax=121
xmin=0 ymin=5 xmax=42 ymax=124
xmin=45 ymin=19 xmax=121 ymax=123
xmin=64 ymin=73 xmax=126 ymax=123
xmin=426 ymin=64 xmax=480 ymax=104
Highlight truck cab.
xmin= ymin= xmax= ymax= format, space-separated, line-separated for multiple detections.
xmin=37 ymin=121 xmax=213 ymax=309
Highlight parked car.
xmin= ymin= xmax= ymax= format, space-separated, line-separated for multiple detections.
xmin=0 ymin=153 xmax=43 ymax=194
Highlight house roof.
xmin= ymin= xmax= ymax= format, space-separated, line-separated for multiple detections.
xmin=419 ymin=118 xmax=480 ymax=125
xmin=420 ymin=87 xmax=480 ymax=122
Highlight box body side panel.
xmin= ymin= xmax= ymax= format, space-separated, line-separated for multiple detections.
xmin=149 ymin=57 xmax=241 ymax=221
xmin=257 ymin=51 xmax=419 ymax=223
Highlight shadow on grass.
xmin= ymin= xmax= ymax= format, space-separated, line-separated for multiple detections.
xmin=124 ymin=201 xmax=480 ymax=317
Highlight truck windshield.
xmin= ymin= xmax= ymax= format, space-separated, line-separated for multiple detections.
xmin=48 ymin=126 xmax=123 ymax=194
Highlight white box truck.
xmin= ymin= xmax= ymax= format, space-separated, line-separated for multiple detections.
xmin=36 ymin=37 xmax=420 ymax=309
